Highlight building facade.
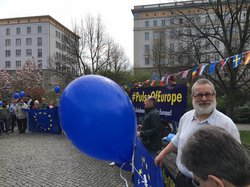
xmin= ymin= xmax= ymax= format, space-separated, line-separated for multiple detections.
xmin=131 ymin=0 xmax=250 ymax=77
xmin=0 ymin=15 xmax=79 ymax=84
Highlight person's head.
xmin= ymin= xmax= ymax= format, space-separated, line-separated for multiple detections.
xmin=144 ymin=96 xmax=157 ymax=109
xmin=181 ymin=126 xmax=250 ymax=187
xmin=34 ymin=100 xmax=39 ymax=106
xmin=41 ymin=97 xmax=46 ymax=103
xmin=17 ymin=97 xmax=24 ymax=104
xmin=191 ymin=78 xmax=217 ymax=115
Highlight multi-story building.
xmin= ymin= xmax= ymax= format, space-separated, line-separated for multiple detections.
xmin=131 ymin=0 xmax=250 ymax=77
xmin=0 ymin=15 xmax=79 ymax=84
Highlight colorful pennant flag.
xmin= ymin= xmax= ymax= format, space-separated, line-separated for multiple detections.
xmin=150 ymin=80 xmax=156 ymax=86
xmin=198 ymin=64 xmax=208 ymax=76
xmin=208 ymin=62 xmax=217 ymax=75
xmin=232 ymin=54 xmax=241 ymax=68
xmin=181 ymin=69 xmax=190 ymax=79
xmin=192 ymin=67 xmax=198 ymax=80
xmin=220 ymin=58 xmax=228 ymax=70
xmin=244 ymin=51 xmax=250 ymax=65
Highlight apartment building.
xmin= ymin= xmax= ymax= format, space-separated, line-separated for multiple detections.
xmin=0 ymin=15 xmax=79 ymax=84
xmin=131 ymin=0 xmax=250 ymax=77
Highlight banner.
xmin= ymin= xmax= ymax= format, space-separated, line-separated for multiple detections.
xmin=129 ymin=85 xmax=187 ymax=123
xmin=25 ymin=107 xmax=62 ymax=134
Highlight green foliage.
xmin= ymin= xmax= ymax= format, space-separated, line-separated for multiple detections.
xmin=216 ymin=95 xmax=226 ymax=114
xmin=234 ymin=102 xmax=250 ymax=123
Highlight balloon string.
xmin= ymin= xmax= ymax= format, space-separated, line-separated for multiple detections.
xmin=119 ymin=163 xmax=129 ymax=187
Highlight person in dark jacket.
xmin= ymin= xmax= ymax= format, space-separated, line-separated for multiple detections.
xmin=137 ymin=96 xmax=162 ymax=158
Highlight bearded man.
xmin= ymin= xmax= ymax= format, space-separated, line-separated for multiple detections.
xmin=155 ymin=78 xmax=241 ymax=187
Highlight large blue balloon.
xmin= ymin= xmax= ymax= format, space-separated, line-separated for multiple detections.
xmin=19 ymin=90 xmax=25 ymax=97
xmin=54 ymin=86 xmax=60 ymax=93
xmin=13 ymin=93 xmax=20 ymax=100
xmin=59 ymin=75 xmax=136 ymax=163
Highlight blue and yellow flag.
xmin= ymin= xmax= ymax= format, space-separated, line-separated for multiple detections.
xmin=134 ymin=137 xmax=164 ymax=187
xmin=24 ymin=107 xmax=62 ymax=134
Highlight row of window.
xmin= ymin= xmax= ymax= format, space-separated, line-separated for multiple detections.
xmin=4 ymin=26 xmax=42 ymax=35
xmin=5 ymin=49 xmax=43 ymax=58
xmin=4 ymin=37 xmax=42 ymax=46
xmin=5 ymin=60 xmax=42 ymax=68
xmin=144 ymin=12 xmax=247 ymax=27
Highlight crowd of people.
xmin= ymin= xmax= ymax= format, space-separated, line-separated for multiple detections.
xmin=0 ymin=96 xmax=54 ymax=135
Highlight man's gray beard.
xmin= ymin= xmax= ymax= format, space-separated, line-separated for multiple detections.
xmin=192 ymin=100 xmax=217 ymax=115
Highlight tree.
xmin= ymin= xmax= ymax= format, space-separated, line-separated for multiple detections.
xmin=50 ymin=14 xmax=130 ymax=84
xmin=13 ymin=59 xmax=46 ymax=98
xmin=0 ymin=69 xmax=13 ymax=99
xmin=163 ymin=0 xmax=250 ymax=117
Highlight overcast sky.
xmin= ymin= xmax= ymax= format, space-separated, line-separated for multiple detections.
xmin=0 ymin=0 xmax=167 ymax=65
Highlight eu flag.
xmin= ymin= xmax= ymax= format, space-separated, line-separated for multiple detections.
xmin=25 ymin=107 xmax=62 ymax=134
xmin=134 ymin=137 xmax=164 ymax=187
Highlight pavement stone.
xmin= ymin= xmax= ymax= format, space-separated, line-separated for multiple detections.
xmin=0 ymin=131 xmax=133 ymax=187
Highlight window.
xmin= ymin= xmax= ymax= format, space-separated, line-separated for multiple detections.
xmin=215 ymin=41 xmax=220 ymax=48
xmin=37 ymin=37 xmax=42 ymax=46
xmin=37 ymin=49 xmax=42 ymax=57
xmin=145 ymin=32 xmax=149 ymax=40
xmin=16 ymin=27 xmax=21 ymax=34
xmin=215 ymin=54 xmax=220 ymax=61
xmin=145 ymin=45 xmax=149 ymax=54
xmin=27 ymin=27 xmax=31 ymax=34
xmin=170 ymin=43 xmax=174 ymax=50
xmin=161 ymin=19 xmax=166 ymax=26
xmin=145 ymin=21 xmax=149 ymax=27
xmin=38 ymin=60 xmax=42 ymax=69
xmin=56 ymin=31 xmax=61 ymax=38
xmin=170 ymin=31 xmax=175 ymax=37
xmin=178 ymin=43 xmax=183 ymax=50
xmin=145 ymin=57 xmax=149 ymax=65
xmin=16 ymin=61 xmax=21 ymax=68
xmin=5 ymin=39 xmax=11 ymax=46
xmin=26 ymin=49 xmax=32 ymax=56
xmin=179 ymin=18 xmax=183 ymax=24
xmin=6 ymin=28 xmax=10 ymax=35
xmin=170 ymin=18 xmax=174 ymax=24
xmin=153 ymin=20 xmax=157 ymax=27
xmin=26 ymin=38 xmax=32 ymax=45
xmin=37 ymin=26 xmax=42 ymax=33
xmin=5 ymin=61 xmax=11 ymax=68
xmin=153 ymin=32 xmax=160 ymax=40
xmin=16 ymin=38 xmax=21 ymax=46
xmin=5 ymin=50 xmax=11 ymax=57
xmin=16 ymin=50 xmax=21 ymax=57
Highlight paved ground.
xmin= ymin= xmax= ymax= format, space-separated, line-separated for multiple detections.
xmin=0 ymin=131 xmax=133 ymax=187
xmin=236 ymin=124 xmax=250 ymax=131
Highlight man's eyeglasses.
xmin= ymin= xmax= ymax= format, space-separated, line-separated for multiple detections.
xmin=193 ymin=93 xmax=214 ymax=100
xmin=192 ymin=179 xmax=200 ymax=187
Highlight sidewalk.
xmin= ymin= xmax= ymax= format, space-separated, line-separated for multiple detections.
xmin=236 ymin=124 xmax=250 ymax=131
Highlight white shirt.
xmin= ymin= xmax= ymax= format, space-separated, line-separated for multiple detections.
xmin=171 ymin=109 xmax=240 ymax=178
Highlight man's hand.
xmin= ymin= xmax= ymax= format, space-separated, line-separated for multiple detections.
xmin=155 ymin=153 xmax=164 ymax=167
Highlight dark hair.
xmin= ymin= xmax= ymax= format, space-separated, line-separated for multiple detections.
xmin=181 ymin=126 xmax=250 ymax=186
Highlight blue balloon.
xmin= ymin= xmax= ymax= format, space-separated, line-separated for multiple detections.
xmin=0 ymin=101 xmax=2 ymax=107
xmin=54 ymin=86 xmax=60 ymax=93
xmin=19 ymin=90 xmax=25 ymax=97
xmin=59 ymin=75 xmax=136 ymax=163
xmin=13 ymin=93 xmax=20 ymax=100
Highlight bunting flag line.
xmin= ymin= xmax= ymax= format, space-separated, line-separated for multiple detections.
xmin=181 ymin=69 xmax=190 ymax=79
xmin=244 ymin=51 xmax=250 ymax=65
xmin=208 ymin=62 xmax=218 ymax=75
xmin=192 ymin=67 xmax=198 ymax=80
xmin=198 ymin=64 xmax=208 ymax=76
xmin=220 ymin=58 xmax=228 ymax=70
xmin=150 ymin=80 xmax=156 ymax=86
xmin=232 ymin=54 xmax=241 ymax=68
